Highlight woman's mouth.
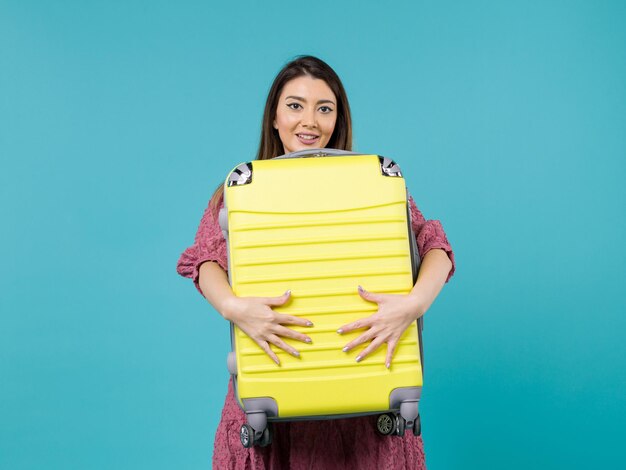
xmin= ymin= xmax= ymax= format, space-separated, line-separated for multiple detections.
xmin=296 ymin=133 xmax=320 ymax=145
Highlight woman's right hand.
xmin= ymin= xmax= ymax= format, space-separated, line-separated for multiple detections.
xmin=222 ymin=290 xmax=313 ymax=365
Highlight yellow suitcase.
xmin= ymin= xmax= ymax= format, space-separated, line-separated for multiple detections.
xmin=219 ymin=149 xmax=424 ymax=447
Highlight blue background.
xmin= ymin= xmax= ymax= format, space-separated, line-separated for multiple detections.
xmin=1 ymin=1 xmax=624 ymax=468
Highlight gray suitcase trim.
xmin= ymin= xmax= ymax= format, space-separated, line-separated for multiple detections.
xmin=242 ymin=398 xmax=279 ymax=434
xmin=227 ymin=162 xmax=253 ymax=186
xmin=380 ymin=156 xmax=402 ymax=177
xmin=271 ymin=148 xmax=403 ymax=179
xmin=273 ymin=148 xmax=360 ymax=159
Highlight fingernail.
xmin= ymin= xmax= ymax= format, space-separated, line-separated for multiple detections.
xmin=337 ymin=328 xmax=343 ymax=334
xmin=386 ymin=362 xmax=391 ymax=369
xmin=274 ymin=358 xmax=280 ymax=365
xmin=292 ymin=350 xmax=300 ymax=357
xmin=342 ymin=347 xmax=349 ymax=352
xmin=305 ymin=337 xmax=312 ymax=343
xmin=356 ymin=355 xmax=362 ymax=362
xmin=285 ymin=290 xmax=291 ymax=296
xmin=358 ymin=285 xmax=363 ymax=293
xmin=306 ymin=321 xmax=314 ymax=327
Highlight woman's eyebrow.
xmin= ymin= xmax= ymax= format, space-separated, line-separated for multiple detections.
xmin=285 ymin=96 xmax=336 ymax=105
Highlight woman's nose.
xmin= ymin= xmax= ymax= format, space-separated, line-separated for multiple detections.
xmin=301 ymin=108 xmax=317 ymax=128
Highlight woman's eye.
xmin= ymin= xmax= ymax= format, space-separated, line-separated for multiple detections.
xmin=319 ymin=106 xmax=333 ymax=113
xmin=287 ymin=103 xmax=302 ymax=110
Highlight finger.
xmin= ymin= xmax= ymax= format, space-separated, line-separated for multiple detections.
xmin=276 ymin=313 xmax=314 ymax=328
xmin=337 ymin=317 xmax=372 ymax=334
xmin=342 ymin=330 xmax=375 ymax=352
xmin=274 ymin=325 xmax=312 ymax=344
xmin=357 ymin=285 xmax=385 ymax=304
xmin=355 ymin=337 xmax=385 ymax=363
xmin=268 ymin=334 xmax=301 ymax=358
xmin=385 ymin=339 xmax=399 ymax=369
xmin=262 ymin=290 xmax=292 ymax=307
xmin=256 ymin=340 xmax=280 ymax=365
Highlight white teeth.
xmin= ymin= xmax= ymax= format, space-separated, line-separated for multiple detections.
xmin=298 ymin=134 xmax=318 ymax=141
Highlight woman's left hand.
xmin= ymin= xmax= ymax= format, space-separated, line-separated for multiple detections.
xmin=338 ymin=286 xmax=426 ymax=368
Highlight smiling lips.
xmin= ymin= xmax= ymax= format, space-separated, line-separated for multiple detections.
xmin=296 ymin=133 xmax=320 ymax=145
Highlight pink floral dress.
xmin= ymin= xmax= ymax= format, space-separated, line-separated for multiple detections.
xmin=177 ymin=194 xmax=455 ymax=469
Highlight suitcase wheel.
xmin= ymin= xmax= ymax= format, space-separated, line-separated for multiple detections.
xmin=377 ymin=413 xmax=417 ymax=437
xmin=376 ymin=413 xmax=396 ymax=436
xmin=258 ymin=424 xmax=273 ymax=447
xmin=240 ymin=424 xmax=254 ymax=448
xmin=412 ymin=414 xmax=422 ymax=437
xmin=240 ymin=423 xmax=273 ymax=448
xmin=395 ymin=415 xmax=406 ymax=437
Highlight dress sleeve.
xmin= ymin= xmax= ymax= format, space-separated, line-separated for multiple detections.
xmin=176 ymin=195 xmax=228 ymax=295
xmin=408 ymin=195 xmax=455 ymax=283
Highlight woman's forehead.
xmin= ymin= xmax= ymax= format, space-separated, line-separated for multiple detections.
xmin=280 ymin=76 xmax=336 ymax=102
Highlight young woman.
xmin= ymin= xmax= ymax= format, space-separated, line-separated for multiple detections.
xmin=177 ymin=55 xmax=455 ymax=469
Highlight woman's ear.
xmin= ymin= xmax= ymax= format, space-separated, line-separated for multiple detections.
xmin=273 ymin=120 xmax=278 ymax=130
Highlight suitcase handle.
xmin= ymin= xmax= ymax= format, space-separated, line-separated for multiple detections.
xmin=273 ymin=147 xmax=361 ymax=160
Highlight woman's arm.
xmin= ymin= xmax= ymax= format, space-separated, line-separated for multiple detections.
xmin=197 ymin=260 xmax=239 ymax=317
xmin=198 ymin=261 xmax=314 ymax=365
xmin=408 ymin=248 xmax=453 ymax=312
xmin=338 ymin=248 xmax=453 ymax=368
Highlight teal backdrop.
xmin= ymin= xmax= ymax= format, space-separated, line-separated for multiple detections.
xmin=1 ymin=1 xmax=624 ymax=468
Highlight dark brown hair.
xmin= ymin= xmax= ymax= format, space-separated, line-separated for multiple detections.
xmin=209 ymin=55 xmax=353 ymax=215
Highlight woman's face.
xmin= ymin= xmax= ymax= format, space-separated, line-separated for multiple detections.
xmin=273 ymin=75 xmax=338 ymax=154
